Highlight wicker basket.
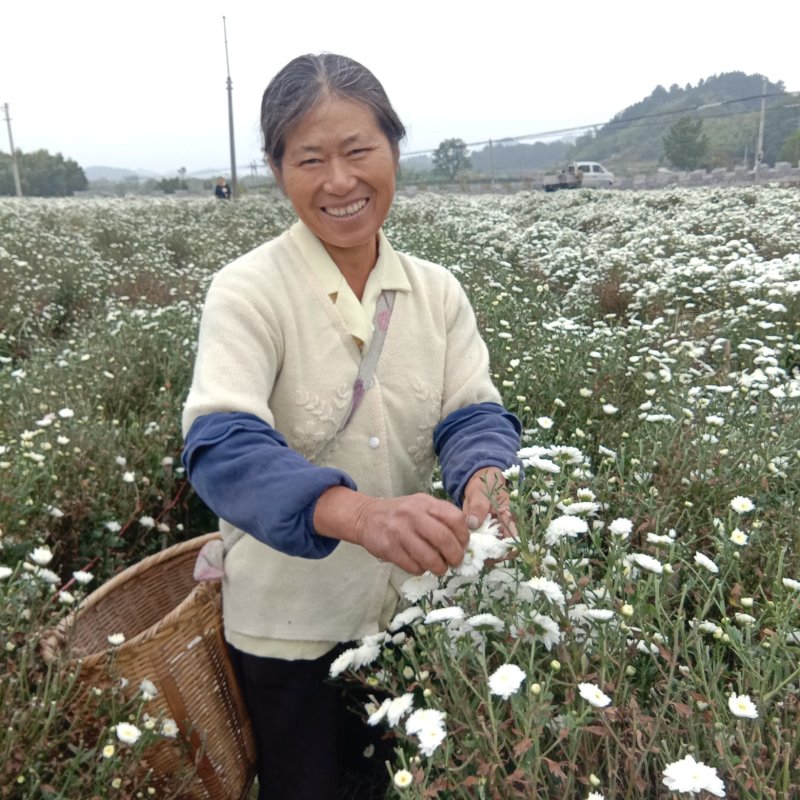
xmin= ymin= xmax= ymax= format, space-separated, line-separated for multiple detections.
xmin=41 ymin=533 xmax=256 ymax=800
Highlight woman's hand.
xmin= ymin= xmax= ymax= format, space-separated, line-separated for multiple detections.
xmin=315 ymin=488 xmax=469 ymax=576
xmin=462 ymin=467 xmax=516 ymax=537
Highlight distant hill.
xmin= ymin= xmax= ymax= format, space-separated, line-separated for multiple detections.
xmin=403 ymin=72 xmax=796 ymax=178
xmin=571 ymin=72 xmax=796 ymax=173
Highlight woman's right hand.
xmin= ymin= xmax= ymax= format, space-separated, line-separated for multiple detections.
xmin=315 ymin=488 xmax=469 ymax=576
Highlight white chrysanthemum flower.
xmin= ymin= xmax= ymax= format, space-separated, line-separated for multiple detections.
xmin=646 ymin=533 xmax=674 ymax=545
xmin=58 ymin=408 xmax=75 ymax=419
xmin=734 ymin=613 xmax=756 ymax=626
xmin=401 ymin=573 xmax=440 ymax=603
xmin=122 ymin=471 xmax=136 ymax=483
xmin=329 ymin=648 xmax=356 ymax=678
xmin=454 ymin=517 xmax=511 ymax=577
xmin=58 ymin=591 xmax=75 ymax=605
xmin=29 ymin=546 xmax=53 ymax=566
xmin=558 ymin=501 xmax=600 ymax=516
xmin=386 ymin=693 xmax=415 ymax=726
xmin=416 ymin=724 xmax=447 ymax=757
xmin=694 ymin=620 xmax=722 ymax=635
xmin=529 ymin=611 xmax=562 ymax=650
xmin=160 ymin=718 xmax=179 ymax=738
xmin=393 ymin=769 xmax=414 ymax=789
xmin=388 ymin=605 xmax=425 ymax=631
xmin=536 ymin=416 xmax=554 ymax=430
xmin=729 ymin=529 xmax=748 ymax=546
xmin=730 ymin=496 xmax=754 ymax=514
xmin=608 ymin=518 xmax=633 ymax=538
xmin=782 ymin=578 xmax=800 ymax=591
xmin=35 ymin=568 xmax=61 ymax=585
xmin=465 ymin=613 xmax=505 ymax=632
xmin=139 ymin=679 xmax=158 ymax=699
xmin=602 ymin=404 xmax=618 ymax=415
xmin=424 ymin=606 xmax=465 ymax=625
xmin=405 ymin=708 xmax=446 ymax=736
xmin=0 ymin=566 xmax=13 ymax=580
xmin=72 ymin=569 xmax=94 ymax=585
xmin=528 ymin=456 xmax=561 ymax=474
xmin=107 ymin=632 xmax=126 ymax=646
xmin=628 ymin=553 xmax=664 ymax=574
xmin=115 ymin=722 xmax=142 ymax=745
xmin=578 ymin=682 xmax=612 ymax=708
xmin=525 ymin=576 xmax=566 ymax=607
xmin=488 ymin=663 xmax=526 ymax=699
xmin=661 ymin=754 xmax=725 ymax=797
xmin=584 ymin=609 xmax=615 ymax=622
xmin=105 ymin=521 xmax=122 ymax=532
xmin=351 ymin=635 xmax=386 ymax=669
xmin=587 ymin=792 xmax=605 ymax=800
xmin=694 ymin=552 xmax=719 ymax=574
xmin=139 ymin=515 xmax=156 ymax=529
xmin=547 ymin=445 xmax=585 ymax=465
xmin=367 ymin=698 xmax=391 ymax=726
xmin=545 ymin=516 xmax=588 ymax=547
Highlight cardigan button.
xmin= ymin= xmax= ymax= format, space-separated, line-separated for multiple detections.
xmin=368 ymin=436 xmax=380 ymax=449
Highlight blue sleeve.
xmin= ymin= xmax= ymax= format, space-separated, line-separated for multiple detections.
xmin=181 ymin=412 xmax=357 ymax=558
xmin=433 ymin=402 xmax=522 ymax=506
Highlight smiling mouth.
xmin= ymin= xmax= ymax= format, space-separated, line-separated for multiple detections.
xmin=323 ymin=199 xmax=368 ymax=218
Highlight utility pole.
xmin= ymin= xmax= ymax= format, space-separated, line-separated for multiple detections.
xmin=488 ymin=139 xmax=496 ymax=191
xmin=222 ymin=16 xmax=237 ymax=199
xmin=754 ymin=77 xmax=767 ymax=181
xmin=3 ymin=103 xmax=23 ymax=197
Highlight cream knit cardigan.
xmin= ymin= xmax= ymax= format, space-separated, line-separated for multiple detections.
xmin=182 ymin=222 xmax=502 ymax=644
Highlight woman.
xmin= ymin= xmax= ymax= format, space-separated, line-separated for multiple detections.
xmin=182 ymin=53 xmax=521 ymax=800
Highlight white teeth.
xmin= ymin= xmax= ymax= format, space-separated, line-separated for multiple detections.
xmin=326 ymin=199 xmax=367 ymax=217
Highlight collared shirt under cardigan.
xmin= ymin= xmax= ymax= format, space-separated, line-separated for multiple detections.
xmin=182 ymin=220 xmax=521 ymax=657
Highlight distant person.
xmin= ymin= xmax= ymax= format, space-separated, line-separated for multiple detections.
xmin=215 ymin=176 xmax=231 ymax=199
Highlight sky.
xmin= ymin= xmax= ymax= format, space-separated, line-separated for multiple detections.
xmin=2 ymin=0 xmax=797 ymax=176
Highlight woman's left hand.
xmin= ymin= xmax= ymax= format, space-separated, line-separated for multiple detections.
xmin=462 ymin=467 xmax=517 ymax=537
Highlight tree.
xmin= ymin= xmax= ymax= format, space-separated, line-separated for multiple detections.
xmin=663 ymin=117 xmax=709 ymax=171
xmin=779 ymin=130 xmax=800 ymax=166
xmin=0 ymin=149 xmax=87 ymax=196
xmin=432 ymin=138 xmax=471 ymax=180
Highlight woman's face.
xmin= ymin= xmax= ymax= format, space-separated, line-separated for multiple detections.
xmin=274 ymin=95 xmax=397 ymax=267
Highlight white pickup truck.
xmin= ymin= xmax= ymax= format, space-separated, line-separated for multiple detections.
xmin=543 ymin=161 xmax=615 ymax=192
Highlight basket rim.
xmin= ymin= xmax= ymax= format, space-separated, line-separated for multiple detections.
xmin=41 ymin=532 xmax=221 ymax=664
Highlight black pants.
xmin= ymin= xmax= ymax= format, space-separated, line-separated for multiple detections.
xmin=228 ymin=644 xmax=394 ymax=800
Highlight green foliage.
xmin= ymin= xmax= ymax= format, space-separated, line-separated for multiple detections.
xmin=432 ymin=138 xmax=471 ymax=180
xmin=154 ymin=176 xmax=188 ymax=194
xmin=0 ymin=149 xmax=87 ymax=197
xmin=663 ymin=117 xmax=710 ymax=171
xmin=779 ymin=129 xmax=800 ymax=166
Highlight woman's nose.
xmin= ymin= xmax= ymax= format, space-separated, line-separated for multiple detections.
xmin=323 ymin=156 xmax=357 ymax=194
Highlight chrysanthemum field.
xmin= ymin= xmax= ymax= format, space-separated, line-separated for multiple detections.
xmin=1 ymin=187 xmax=799 ymax=799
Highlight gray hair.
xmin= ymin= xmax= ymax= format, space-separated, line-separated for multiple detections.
xmin=261 ymin=53 xmax=406 ymax=168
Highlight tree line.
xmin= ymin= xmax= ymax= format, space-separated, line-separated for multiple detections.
xmin=0 ymin=149 xmax=87 ymax=196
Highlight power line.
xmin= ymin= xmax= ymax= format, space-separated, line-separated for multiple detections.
xmin=400 ymin=90 xmax=800 ymax=158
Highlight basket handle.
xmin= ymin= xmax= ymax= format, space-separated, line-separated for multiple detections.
xmin=154 ymin=655 xmax=228 ymax=797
